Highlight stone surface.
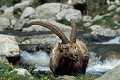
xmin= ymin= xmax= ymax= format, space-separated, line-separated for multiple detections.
xmin=10 ymin=68 xmax=31 ymax=76
xmin=107 ymin=5 xmax=116 ymax=11
xmin=20 ymin=7 xmax=35 ymax=19
xmin=56 ymin=8 xmax=82 ymax=21
xmin=96 ymin=64 xmax=120 ymax=80
xmin=0 ymin=17 xmax=10 ymax=30
xmin=35 ymin=3 xmax=71 ymax=19
xmin=0 ymin=34 xmax=19 ymax=57
xmin=90 ymin=25 xmax=116 ymax=37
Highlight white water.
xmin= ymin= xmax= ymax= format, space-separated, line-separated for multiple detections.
xmin=86 ymin=52 xmax=120 ymax=75
xmin=20 ymin=50 xmax=120 ymax=74
xmin=102 ymin=36 xmax=120 ymax=44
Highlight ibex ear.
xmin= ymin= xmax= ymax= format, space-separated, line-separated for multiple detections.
xmin=70 ymin=19 xmax=77 ymax=43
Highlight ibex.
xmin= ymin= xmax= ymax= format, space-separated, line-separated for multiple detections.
xmin=29 ymin=19 xmax=89 ymax=77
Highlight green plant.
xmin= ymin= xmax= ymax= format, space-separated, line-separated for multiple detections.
xmin=0 ymin=0 xmax=13 ymax=7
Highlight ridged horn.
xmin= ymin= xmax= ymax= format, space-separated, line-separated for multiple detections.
xmin=70 ymin=19 xmax=77 ymax=43
xmin=30 ymin=20 xmax=70 ymax=44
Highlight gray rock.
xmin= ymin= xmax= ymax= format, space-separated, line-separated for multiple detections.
xmin=35 ymin=3 xmax=71 ymax=19
xmin=56 ymin=8 xmax=82 ymax=22
xmin=0 ymin=34 xmax=19 ymax=57
xmin=56 ymin=75 xmax=76 ymax=80
xmin=14 ymin=19 xmax=28 ymax=30
xmin=82 ymin=15 xmax=92 ymax=22
xmin=107 ymin=5 xmax=116 ymax=11
xmin=20 ymin=7 xmax=35 ymax=20
xmin=0 ymin=18 xmax=10 ymax=29
xmin=116 ymin=7 xmax=120 ymax=12
xmin=96 ymin=64 xmax=120 ymax=80
xmin=0 ymin=56 xmax=9 ymax=65
xmin=10 ymin=68 xmax=31 ymax=76
xmin=90 ymin=25 xmax=116 ymax=37
xmin=14 ymin=0 xmax=33 ymax=11
xmin=4 ymin=7 xmax=14 ymax=13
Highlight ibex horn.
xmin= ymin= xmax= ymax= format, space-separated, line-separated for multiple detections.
xmin=30 ymin=20 xmax=70 ymax=44
xmin=70 ymin=19 xmax=77 ymax=43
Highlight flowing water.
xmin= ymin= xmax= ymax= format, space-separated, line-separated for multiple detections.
xmin=20 ymin=36 xmax=120 ymax=75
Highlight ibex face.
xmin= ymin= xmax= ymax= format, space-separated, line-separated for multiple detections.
xmin=29 ymin=19 xmax=89 ymax=77
xmin=59 ymin=42 xmax=81 ymax=61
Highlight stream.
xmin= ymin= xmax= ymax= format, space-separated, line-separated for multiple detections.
xmin=0 ymin=30 xmax=120 ymax=76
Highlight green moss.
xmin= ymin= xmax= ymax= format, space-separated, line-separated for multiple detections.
xmin=0 ymin=0 xmax=13 ymax=7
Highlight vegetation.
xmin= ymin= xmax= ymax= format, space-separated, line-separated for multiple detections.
xmin=0 ymin=61 xmax=97 ymax=80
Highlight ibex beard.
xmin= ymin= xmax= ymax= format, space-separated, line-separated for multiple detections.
xmin=50 ymin=40 xmax=89 ymax=77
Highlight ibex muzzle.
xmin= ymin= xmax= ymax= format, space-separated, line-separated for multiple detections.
xmin=30 ymin=19 xmax=89 ymax=77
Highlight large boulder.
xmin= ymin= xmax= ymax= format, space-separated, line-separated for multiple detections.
xmin=35 ymin=3 xmax=71 ymax=19
xmin=0 ymin=34 xmax=19 ymax=57
xmin=56 ymin=8 xmax=82 ymax=21
xmin=0 ymin=18 xmax=10 ymax=30
xmin=96 ymin=64 xmax=120 ymax=80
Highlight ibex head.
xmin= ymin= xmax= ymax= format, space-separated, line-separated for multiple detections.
xmin=30 ymin=19 xmax=89 ymax=77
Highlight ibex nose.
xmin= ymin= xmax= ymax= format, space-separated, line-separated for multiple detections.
xmin=70 ymin=54 xmax=78 ymax=60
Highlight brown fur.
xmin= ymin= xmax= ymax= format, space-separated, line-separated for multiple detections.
xmin=30 ymin=19 xmax=89 ymax=77
xmin=50 ymin=40 xmax=89 ymax=77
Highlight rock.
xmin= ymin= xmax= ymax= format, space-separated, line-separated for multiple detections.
xmin=115 ymin=0 xmax=120 ymax=5
xmin=56 ymin=75 xmax=76 ymax=80
xmin=107 ymin=5 xmax=116 ymax=11
xmin=112 ymin=15 xmax=120 ymax=22
xmin=20 ymin=7 xmax=35 ymax=20
xmin=10 ymin=68 xmax=31 ymax=76
xmin=0 ymin=18 xmax=10 ymax=30
xmin=0 ymin=34 xmax=19 ymax=57
xmin=83 ymin=22 xmax=92 ymax=27
xmin=91 ymin=15 xmax=104 ymax=22
xmin=82 ymin=15 xmax=92 ymax=22
xmin=96 ymin=64 xmax=120 ymax=80
xmin=22 ymin=27 xmax=34 ymax=32
xmin=14 ymin=19 xmax=28 ymax=30
xmin=90 ymin=25 xmax=116 ymax=37
xmin=116 ymin=7 xmax=120 ymax=12
xmin=35 ymin=3 xmax=70 ymax=19
xmin=0 ymin=56 xmax=9 ymax=65
xmin=28 ymin=19 xmax=71 ymax=31
xmin=14 ymin=0 xmax=33 ymax=11
xmin=116 ymin=28 xmax=120 ymax=36
xmin=56 ymin=8 xmax=82 ymax=22
xmin=70 ymin=0 xmax=86 ymax=5
xmin=4 ymin=7 xmax=14 ymax=13
xmin=0 ymin=12 xmax=14 ymax=19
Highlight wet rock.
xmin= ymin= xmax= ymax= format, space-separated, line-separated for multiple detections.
xmin=0 ymin=17 xmax=10 ymax=30
xmin=56 ymin=8 xmax=82 ymax=22
xmin=96 ymin=64 xmax=120 ymax=80
xmin=35 ymin=3 xmax=71 ymax=19
xmin=10 ymin=68 xmax=31 ymax=76
xmin=0 ymin=34 xmax=19 ymax=57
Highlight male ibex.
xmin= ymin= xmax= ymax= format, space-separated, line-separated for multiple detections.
xmin=30 ymin=19 xmax=89 ymax=77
